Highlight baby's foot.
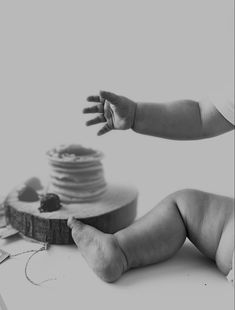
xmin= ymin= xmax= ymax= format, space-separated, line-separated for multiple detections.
xmin=67 ymin=217 xmax=128 ymax=283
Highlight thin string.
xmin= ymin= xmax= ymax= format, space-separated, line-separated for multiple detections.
xmin=24 ymin=246 xmax=56 ymax=286
xmin=10 ymin=243 xmax=57 ymax=286
xmin=9 ymin=241 xmax=48 ymax=257
xmin=10 ymin=249 xmax=37 ymax=257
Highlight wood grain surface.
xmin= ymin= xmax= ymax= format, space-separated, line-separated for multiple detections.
xmin=5 ymin=182 xmax=138 ymax=244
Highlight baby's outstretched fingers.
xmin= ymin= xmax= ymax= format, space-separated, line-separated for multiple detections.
xmin=83 ymin=103 xmax=104 ymax=114
xmin=97 ymin=123 xmax=112 ymax=136
xmin=100 ymin=91 xmax=119 ymax=106
xmin=87 ymin=95 xmax=101 ymax=103
xmin=86 ymin=115 xmax=106 ymax=126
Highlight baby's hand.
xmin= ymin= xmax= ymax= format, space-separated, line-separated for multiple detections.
xmin=83 ymin=91 xmax=137 ymax=136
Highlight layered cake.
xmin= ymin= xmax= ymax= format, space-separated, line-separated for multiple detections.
xmin=46 ymin=144 xmax=107 ymax=203
xmin=5 ymin=144 xmax=138 ymax=244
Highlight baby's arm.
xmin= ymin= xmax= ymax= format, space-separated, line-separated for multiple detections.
xmin=133 ymin=100 xmax=234 ymax=140
xmin=84 ymin=91 xmax=234 ymax=139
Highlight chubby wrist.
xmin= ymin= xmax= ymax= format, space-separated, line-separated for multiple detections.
xmin=130 ymin=102 xmax=137 ymax=130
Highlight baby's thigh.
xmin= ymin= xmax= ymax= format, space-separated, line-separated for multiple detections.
xmin=175 ymin=189 xmax=234 ymax=270
xmin=216 ymin=203 xmax=234 ymax=275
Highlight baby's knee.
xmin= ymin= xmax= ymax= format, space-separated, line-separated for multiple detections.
xmin=158 ymin=189 xmax=203 ymax=222
xmin=168 ymin=188 xmax=204 ymax=212
xmin=170 ymin=188 xmax=215 ymax=234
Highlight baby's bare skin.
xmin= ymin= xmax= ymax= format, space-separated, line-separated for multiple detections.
xmin=84 ymin=91 xmax=234 ymax=139
xmin=68 ymin=189 xmax=234 ymax=282
xmin=70 ymin=90 xmax=234 ymax=283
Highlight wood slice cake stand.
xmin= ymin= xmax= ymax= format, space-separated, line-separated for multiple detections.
xmin=5 ymin=182 xmax=138 ymax=244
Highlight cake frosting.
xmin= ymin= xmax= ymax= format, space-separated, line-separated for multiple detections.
xmin=46 ymin=144 xmax=107 ymax=203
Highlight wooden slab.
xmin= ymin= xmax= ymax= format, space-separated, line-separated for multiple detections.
xmin=4 ymin=182 xmax=138 ymax=244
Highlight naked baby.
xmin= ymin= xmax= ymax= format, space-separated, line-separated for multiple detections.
xmin=68 ymin=91 xmax=234 ymax=284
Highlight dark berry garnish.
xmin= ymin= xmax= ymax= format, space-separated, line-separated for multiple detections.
xmin=39 ymin=193 xmax=61 ymax=213
xmin=18 ymin=186 xmax=39 ymax=202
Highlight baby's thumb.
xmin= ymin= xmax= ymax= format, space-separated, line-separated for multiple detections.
xmin=100 ymin=90 xmax=119 ymax=105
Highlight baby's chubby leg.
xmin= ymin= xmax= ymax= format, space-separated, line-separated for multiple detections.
xmin=175 ymin=190 xmax=234 ymax=275
xmin=117 ymin=189 xmax=234 ymax=274
xmin=68 ymin=189 xmax=234 ymax=282
xmin=67 ymin=194 xmax=186 ymax=282
xmin=115 ymin=193 xmax=187 ymax=269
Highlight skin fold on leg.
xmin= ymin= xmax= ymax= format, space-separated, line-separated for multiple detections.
xmin=115 ymin=195 xmax=187 ymax=270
